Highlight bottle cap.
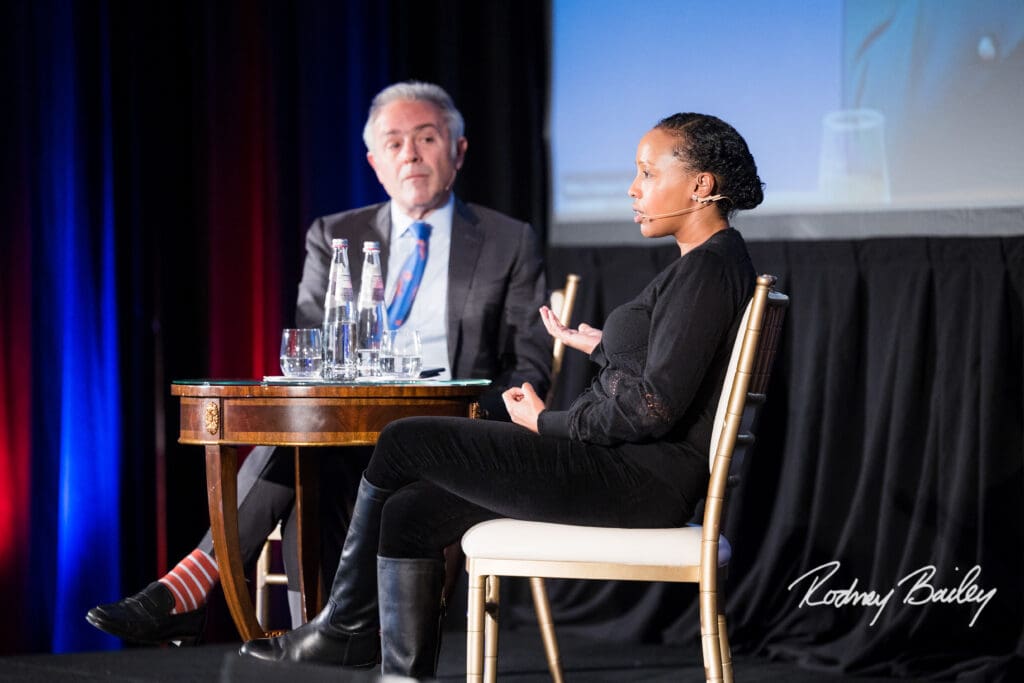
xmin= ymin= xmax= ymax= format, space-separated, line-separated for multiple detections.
xmin=331 ymin=238 xmax=348 ymax=248
xmin=363 ymin=241 xmax=380 ymax=252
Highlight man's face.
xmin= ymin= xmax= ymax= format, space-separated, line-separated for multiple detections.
xmin=366 ymin=99 xmax=468 ymax=219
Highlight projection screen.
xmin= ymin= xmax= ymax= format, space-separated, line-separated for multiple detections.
xmin=549 ymin=0 xmax=1024 ymax=243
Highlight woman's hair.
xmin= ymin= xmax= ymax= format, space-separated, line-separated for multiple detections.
xmin=362 ymin=81 xmax=465 ymax=159
xmin=655 ymin=113 xmax=764 ymax=217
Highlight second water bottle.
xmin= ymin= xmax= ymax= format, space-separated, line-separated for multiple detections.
xmin=356 ymin=241 xmax=388 ymax=376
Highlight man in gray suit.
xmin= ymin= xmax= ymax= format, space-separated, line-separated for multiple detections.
xmin=86 ymin=81 xmax=550 ymax=644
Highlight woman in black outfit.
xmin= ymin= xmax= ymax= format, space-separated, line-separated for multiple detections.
xmin=239 ymin=113 xmax=765 ymax=678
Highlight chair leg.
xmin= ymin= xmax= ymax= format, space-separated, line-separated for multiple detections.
xmin=699 ymin=588 xmax=723 ymax=683
xmin=484 ymin=576 xmax=500 ymax=683
xmin=529 ymin=577 xmax=565 ymax=683
xmin=256 ymin=539 xmax=271 ymax=629
xmin=466 ymin=567 xmax=486 ymax=683
xmin=718 ymin=612 xmax=733 ymax=683
xmin=718 ymin=591 xmax=733 ymax=683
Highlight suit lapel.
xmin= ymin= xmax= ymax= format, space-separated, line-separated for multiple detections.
xmin=447 ymin=199 xmax=484 ymax=373
xmin=374 ymin=204 xmax=392 ymax=279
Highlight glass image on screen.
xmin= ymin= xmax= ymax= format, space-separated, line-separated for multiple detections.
xmin=550 ymin=0 xmax=1024 ymax=241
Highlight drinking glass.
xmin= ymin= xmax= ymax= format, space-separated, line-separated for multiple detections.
xmin=279 ymin=328 xmax=323 ymax=378
xmin=379 ymin=328 xmax=423 ymax=379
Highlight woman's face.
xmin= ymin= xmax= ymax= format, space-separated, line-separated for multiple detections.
xmin=628 ymin=127 xmax=698 ymax=237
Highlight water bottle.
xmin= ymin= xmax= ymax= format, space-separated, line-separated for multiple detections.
xmin=323 ymin=238 xmax=357 ymax=380
xmin=355 ymin=241 xmax=388 ymax=376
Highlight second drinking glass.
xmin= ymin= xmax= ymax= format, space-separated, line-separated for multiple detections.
xmin=380 ymin=328 xmax=422 ymax=379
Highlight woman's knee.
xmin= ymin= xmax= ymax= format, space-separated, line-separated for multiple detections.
xmin=369 ymin=417 xmax=466 ymax=480
xmin=379 ymin=416 xmax=462 ymax=444
xmin=376 ymin=417 xmax=442 ymax=460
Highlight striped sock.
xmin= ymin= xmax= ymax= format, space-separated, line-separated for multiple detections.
xmin=158 ymin=549 xmax=219 ymax=614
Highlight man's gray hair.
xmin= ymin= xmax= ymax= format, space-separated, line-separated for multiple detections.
xmin=362 ymin=81 xmax=465 ymax=158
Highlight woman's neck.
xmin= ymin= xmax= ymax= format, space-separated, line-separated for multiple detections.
xmin=675 ymin=215 xmax=728 ymax=256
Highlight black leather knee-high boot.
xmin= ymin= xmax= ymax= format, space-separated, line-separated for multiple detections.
xmin=377 ymin=556 xmax=446 ymax=679
xmin=239 ymin=476 xmax=390 ymax=666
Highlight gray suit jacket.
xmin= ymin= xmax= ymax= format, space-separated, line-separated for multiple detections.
xmin=295 ymin=199 xmax=551 ymax=416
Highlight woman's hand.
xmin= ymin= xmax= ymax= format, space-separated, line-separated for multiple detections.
xmin=502 ymin=382 xmax=546 ymax=433
xmin=540 ymin=305 xmax=602 ymax=355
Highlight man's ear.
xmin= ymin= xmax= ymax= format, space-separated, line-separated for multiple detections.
xmin=454 ymin=137 xmax=468 ymax=170
xmin=366 ymin=151 xmax=385 ymax=184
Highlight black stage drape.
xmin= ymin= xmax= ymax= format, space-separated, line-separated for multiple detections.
xmin=386 ymin=0 xmax=551 ymax=241
xmin=529 ymin=235 xmax=1024 ymax=681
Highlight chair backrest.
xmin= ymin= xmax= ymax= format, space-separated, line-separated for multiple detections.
xmin=709 ymin=302 xmax=753 ymax=471
xmin=703 ymin=275 xmax=787 ymax=533
xmin=547 ymin=273 xmax=581 ymax=408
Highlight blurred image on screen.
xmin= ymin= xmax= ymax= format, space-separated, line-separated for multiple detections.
xmin=550 ymin=0 xmax=1024 ymax=239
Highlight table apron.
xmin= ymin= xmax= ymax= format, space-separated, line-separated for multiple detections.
xmin=178 ymin=396 xmax=477 ymax=445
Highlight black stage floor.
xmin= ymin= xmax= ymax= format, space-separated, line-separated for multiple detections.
xmin=0 ymin=628 xmax=911 ymax=682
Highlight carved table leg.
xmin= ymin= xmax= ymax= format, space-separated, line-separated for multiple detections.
xmin=205 ymin=444 xmax=265 ymax=640
xmin=295 ymin=447 xmax=322 ymax=621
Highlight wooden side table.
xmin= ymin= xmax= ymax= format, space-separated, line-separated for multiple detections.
xmin=171 ymin=379 xmax=488 ymax=640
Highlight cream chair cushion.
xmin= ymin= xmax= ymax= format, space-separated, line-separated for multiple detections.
xmin=461 ymin=519 xmax=732 ymax=567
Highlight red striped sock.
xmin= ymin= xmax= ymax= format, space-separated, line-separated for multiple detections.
xmin=158 ymin=549 xmax=219 ymax=614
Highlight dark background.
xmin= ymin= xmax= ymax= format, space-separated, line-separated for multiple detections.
xmin=2 ymin=1 xmax=1022 ymax=680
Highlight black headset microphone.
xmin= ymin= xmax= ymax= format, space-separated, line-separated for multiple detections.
xmin=640 ymin=194 xmax=728 ymax=221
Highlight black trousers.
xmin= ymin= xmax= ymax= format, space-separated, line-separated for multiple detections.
xmin=364 ymin=416 xmax=695 ymax=559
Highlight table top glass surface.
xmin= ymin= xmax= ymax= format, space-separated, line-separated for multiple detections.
xmin=172 ymin=377 xmax=491 ymax=387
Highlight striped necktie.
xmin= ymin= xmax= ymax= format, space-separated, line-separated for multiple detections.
xmin=387 ymin=221 xmax=431 ymax=328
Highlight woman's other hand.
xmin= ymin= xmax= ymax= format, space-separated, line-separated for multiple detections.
xmin=540 ymin=305 xmax=602 ymax=355
xmin=502 ymin=382 xmax=545 ymax=433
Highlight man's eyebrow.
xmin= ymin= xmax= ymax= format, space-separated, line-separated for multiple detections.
xmin=381 ymin=123 xmax=443 ymax=137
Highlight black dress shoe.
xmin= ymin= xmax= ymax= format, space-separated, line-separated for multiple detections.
xmin=86 ymin=582 xmax=206 ymax=645
xmin=238 ymin=600 xmax=379 ymax=667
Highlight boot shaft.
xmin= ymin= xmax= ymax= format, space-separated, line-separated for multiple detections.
xmin=378 ymin=556 xmax=446 ymax=679
xmin=325 ymin=475 xmax=393 ymax=632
